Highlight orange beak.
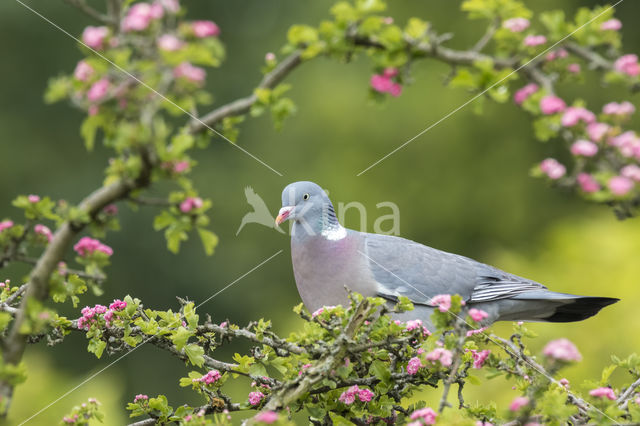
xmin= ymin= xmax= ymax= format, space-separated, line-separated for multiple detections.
xmin=275 ymin=206 xmax=294 ymax=226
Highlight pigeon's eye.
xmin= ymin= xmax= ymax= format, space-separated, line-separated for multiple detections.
xmin=303 ymin=193 xmax=310 ymax=200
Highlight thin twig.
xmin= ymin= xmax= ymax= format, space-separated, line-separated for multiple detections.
xmin=63 ymin=0 xmax=116 ymax=24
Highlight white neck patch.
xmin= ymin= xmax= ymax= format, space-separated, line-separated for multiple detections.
xmin=321 ymin=225 xmax=347 ymax=241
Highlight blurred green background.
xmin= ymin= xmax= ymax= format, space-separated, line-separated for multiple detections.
xmin=1 ymin=0 xmax=639 ymax=424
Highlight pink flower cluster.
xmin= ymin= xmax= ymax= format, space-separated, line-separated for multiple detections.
xmin=404 ymin=319 xmax=431 ymax=336
xmin=174 ymin=62 xmax=206 ymax=84
xmin=370 ymin=68 xmax=402 ymax=97
xmin=540 ymin=95 xmax=566 ymax=115
xmin=192 ymin=20 xmax=220 ymax=38
xmin=562 ymin=107 xmax=595 ymax=127
xmin=74 ymin=60 xmax=94 ymax=82
xmin=524 ymin=35 xmax=547 ymax=47
xmin=254 ymin=411 xmax=278 ymax=424
xmin=466 ymin=326 xmax=487 ymax=337
xmin=601 ymin=19 xmax=622 ymax=31
xmin=567 ymin=63 xmax=581 ymax=74
xmin=468 ymin=308 xmax=489 ymax=322
xmin=430 ymin=294 xmax=451 ymax=312
xmin=82 ymin=26 xmax=109 ymax=50
xmin=298 ymin=363 xmax=312 ymax=376
xmin=502 ymin=17 xmax=529 ymax=33
xmin=408 ymin=407 xmax=437 ymax=425
xmin=193 ymin=369 xmax=221 ymax=385
xmin=34 ymin=224 xmax=53 ymax=242
xmin=609 ymin=131 xmax=640 ymax=160
xmin=407 ymin=356 xmax=422 ymax=375
xmin=546 ymin=49 xmax=568 ymax=62
xmin=122 ymin=2 xmax=164 ymax=32
xmin=514 ymin=83 xmax=538 ymax=105
xmin=133 ymin=394 xmax=148 ymax=403
xmin=509 ymin=396 xmax=529 ymax=411
xmin=543 ymin=338 xmax=582 ymax=362
xmin=311 ymin=305 xmax=337 ymax=318
xmin=622 ymin=164 xmax=640 ymax=182
xmin=110 ymin=299 xmax=127 ymax=311
xmin=28 ymin=194 xmax=40 ymax=203
xmin=577 ymin=173 xmax=600 ymax=193
xmin=73 ymin=236 xmax=113 ymax=257
xmin=425 ymin=348 xmax=453 ymax=367
xmin=540 ymin=158 xmax=566 ymax=180
xmin=470 ymin=349 xmax=490 ymax=369
xmin=587 ymin=122 xmax=610 ymax=142
xmin=157 ymin=34 xmax=184 ymax=51
xmin=87 ymin=78 xmax=111 ymax=102
xmin=608 ymin=176 xmax=634 ymax=196
xmin=248 ymin=391 xmax=265 ymax=406
xmin=570 ymin=140 xmax=598 ymax=157
xmin=77 ymin=304 xmax=107 ymax=329
xmin=0 ymin=220 xmax=14 ymax=233
xmin=614 ymin=54 xmax=640 ymax=77
xmin=589 ymin=387 xmax=616 ymax=400
xmin=338 ymin=385 xmax=375 ymax=404
xmin=603 ymin=101 xmax=635 ymax=116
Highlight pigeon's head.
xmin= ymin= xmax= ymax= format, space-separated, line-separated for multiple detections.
xmin=276 ymin=181 xmax=336 ymax=231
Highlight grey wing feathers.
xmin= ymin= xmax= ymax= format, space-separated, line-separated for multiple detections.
xmin=364 ymin=233 xmax=548 ymax=305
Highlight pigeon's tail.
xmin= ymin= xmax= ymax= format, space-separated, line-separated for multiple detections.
xmin=543 ymin=296 xmax=619 ymax=322
xmin=505 ymin=290 xmax=619 ymax=323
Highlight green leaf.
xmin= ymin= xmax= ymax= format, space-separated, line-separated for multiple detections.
xmin=170 ymin=327 xmax=194 ymax=351
xmin=369 ymin=359 xmax=391 ymax=385
xmin=80 ymin=115 xmax=103 ymax=151
xmin=88 ymin=338 xmax=107 ymax=359
xmin=184 ymin=344 xmax=205 ymax=367
xmin=197 ymin=228 xmax=218 ymax=256
xmin=287 ymin=25 xmax=318 ymax=46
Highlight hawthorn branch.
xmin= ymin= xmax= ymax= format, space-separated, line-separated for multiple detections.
xmin=63 ymin=0 xmax=116 ymax=25
xmin=13 ymin=255 xmax=106 ymax=282
xmin=198 ymin=323 xmax=305 ymax=355
xmin=189 ymin=50 xmax=303 ymax=133
xmin=617 ymin=376 xmax=640 ymax=409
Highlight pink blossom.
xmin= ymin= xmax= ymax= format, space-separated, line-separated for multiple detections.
xmin=382 ymin=17 xmax=394 ymax=25
xmin=503 ymin=17 xmax=529 ymax=32
xmin=577 ymin=173 xmax=600 ymax=193
xmin=405 ymin=319 xmax=423 ymax=331
xmin=589 ymin=387 xmax=616 ymax=400
xmin=248 ymin=391 xmax=265 ymax=406
xmin=570 ymin=140 xmax=598 ymax=157
xmin=265 ymin=52 xmax=276 ymax=62
xmin=122 ymin=3 xmax=161 ymax=32
xmin=562 ymin=107 xmax=595 ymax=127
xmin=172 ymin=161 xmax=190 ymax=173
xmin=173 ymin=62 xmax=206 ymax=84
xmin=476 ymin=422 xmax=494 ymax=426
xmin=34 ymin=224 xmax=53 ymax=242
xmin=407 ymin=357 xmax=422 ymax=375
xmin=540 ymin=95 xmax=566 ymax=114
xmin=82 ymin=26 xmax=109 ymax=50
xmin=192 ymin=20 xmax=220 ymax=38
xmin=103 ymin=309 xmax=114 ymax=325
xmin=540 ymin=158 xmax=566 ymax=180
xmin=543 ymin=338 xmax=582 ymax=361
xmin=73 ymin=60 xmax=94 ymax=81
xmin=608 ymin=176 xmax=634 ymax=196
xmin=614 ymin=54 xmax=640 ymax=77
xmin=567 ymin=63 xmax=581 ymax=74
xmin=469 ymin=308 xmax=489 ymax=322
xmin=410 ymin=407 xmax=437 ymax=424
xmin=194 ymin=369 xmax=221 ymax=385
xmin=179 ymin=196 xmax=204 ymax=213
xmin=157 ymin=34 xmax=184 ymax=51
xmin=73 ymin=236 xmax=113 ymax=256
xmin=134 ymin=394 xmax=148 ymax=403
xmin=88 ymin=105 xmax=99 ymax=116
xmin=546 ymin=49 xmax=569 ymax=61
xmin=601 ymin=19 xmax=622 ymax=31
xmin=0 ymin=220 xmax=14 ymax=233
xmin=514 ymin=83 xmax=538 ymax=105
xmin=109 ymin=299 xmax=127 ymax=311
xmin=466 ymin=326 xmax=488 ymax=337
xmin=339 ymin=385 xmax=360 ymax=405
xmin=103 ymin=204 xmax=118 ymax=215
xmin=425 ymin=348 xmax=453 ymax=367
xmin=471 ymin=349 xmax=490 ymax=369
xmin=559 ymin=378 xmax=570 ymax=388
xmin=430 ymin=294 xmax=451 ymax=312
xmin=609 ymin=131 xmax=640 ymax=158
xmin=370 ymin=71 xmax=402 ymax=97
xmin=358 ymin=388 xmax=375 ymax=402
xmin=298 ymin=363 xmax=312 ymax=376
xmin=587 ymin=122 xmax=610 ymax=142
xmin=524 ymin=35 xmax=547 ymax=47
xmin=94 ymin=304 xmax=107 ymax=314
xmin=509 ymin=396 xmax=529 ymax=411
xmin=254 ymin=411 xmax=278 ymax=424
xmin=603 ymin=101 xmax=635 ymax=116
xmin=621 ymin=164 xmax=640 ymax=182
xmin=28 ymin=194 xmax=40 ymax=203
xmin=87 ymin=78 xmax=110 ymax=102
